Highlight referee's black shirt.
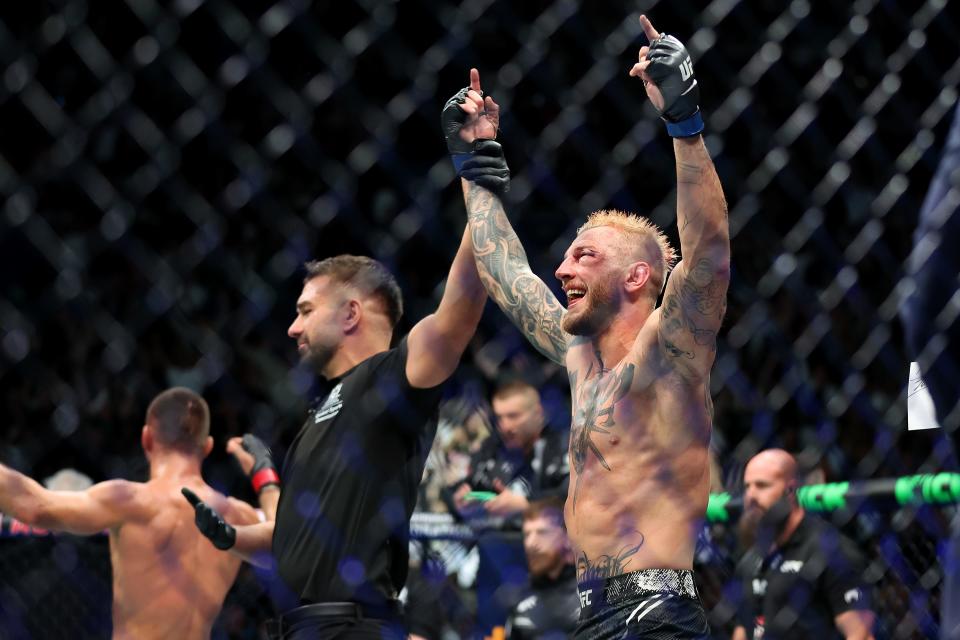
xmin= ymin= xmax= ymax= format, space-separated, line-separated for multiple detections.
xmin=738 ymin=514 xmax=872 ymax=639
xmin=272 ymin=337 xmax=442 ymax=608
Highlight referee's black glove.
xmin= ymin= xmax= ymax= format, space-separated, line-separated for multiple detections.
xmin=181 ymin=488 xmax=236 ymax=551
xmin=460 ymin=140 xmax=510 ymax=195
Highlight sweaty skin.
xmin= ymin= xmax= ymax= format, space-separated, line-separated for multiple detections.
xmin=0 ymin=462 xmax=260 ymax=639
xmin=563 ymin=292 xmax=715 ymax=576
xmin=109 ymin=478 xmax=257 ymax=639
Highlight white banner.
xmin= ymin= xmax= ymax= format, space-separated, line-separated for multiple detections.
xmin=907 ymin=362 xmax=941 ymax=431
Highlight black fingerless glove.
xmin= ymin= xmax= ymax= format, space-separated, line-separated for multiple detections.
xmin=645 ymin=35 xmax=703 ymax=137
xmin=182 ymin=488 xmax=236 ymax=551
xmin=241 ymin=434 xmax=280 ymax=495
xmin=441 ymin=87 xmax=475 ymax=172
xmin=441 ymin=88 xmax=510 ymax=195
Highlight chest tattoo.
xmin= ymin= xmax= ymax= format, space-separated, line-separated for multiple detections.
xmin=569 ymin=360 xmax=635 ymax=513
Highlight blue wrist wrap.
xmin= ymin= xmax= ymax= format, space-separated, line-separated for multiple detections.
xmin=664 ymin=111 xmax=704 ymax=138
xmin=451 ymin=153 xmax=472 ymax=173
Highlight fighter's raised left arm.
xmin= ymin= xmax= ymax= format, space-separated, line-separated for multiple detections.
xmin=0 ymin=463 xmax=143 ymax=534
xmin=446 ymin=69 xmax=572 ymax=366
xmin=632 ymin=15 xmax=729 ymax=380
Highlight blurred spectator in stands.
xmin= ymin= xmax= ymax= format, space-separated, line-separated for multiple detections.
xmin=733 ymin=449 xmax=874 ymax=640
xmin=418 ymin=398 xmax=493 ymax=515
xmin=447 ymin=381 xmax=568 ymax=523
xmin=43 ymin=468 xmax=94 ymax=492
xmin=503 ymin=497 xmax=579 ymax=639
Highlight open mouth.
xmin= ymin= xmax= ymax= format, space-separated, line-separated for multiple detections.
xmin=565 ymin=288 xmax=586 ymax=307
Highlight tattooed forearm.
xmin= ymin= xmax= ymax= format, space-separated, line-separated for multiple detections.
xmin=464 ymin=183 xmax=569 ymax=364
xmin=576 ymin=538 xmax=644 ymax=582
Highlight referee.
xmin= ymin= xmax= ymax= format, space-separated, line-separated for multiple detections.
xmin=732 ymin=449 xmax=875 ymax=640
xmin=185 ymin=242 xmax=486 ymax=638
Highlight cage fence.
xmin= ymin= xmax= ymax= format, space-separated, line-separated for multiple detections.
xmin=1 ymin=0 xmax=959 ymax=638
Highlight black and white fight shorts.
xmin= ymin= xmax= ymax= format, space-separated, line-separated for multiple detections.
xmin=575 ymin=569 xmax=710 ymax=639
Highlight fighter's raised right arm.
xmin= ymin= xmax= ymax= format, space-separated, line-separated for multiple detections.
xmin=464 ymin=181 xmax=570 ymax=365
xmin=446 ymin=69 xmax=571 ymax=365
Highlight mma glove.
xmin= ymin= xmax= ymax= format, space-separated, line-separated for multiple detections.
xmin=644 ymin=35 xmax=704 ymax=137
xmin=181 ymin=488 xmax=236 ymax=551
xmin=441 ymin=88 xmax=510 ymax=196
xmin=241 ymin=434 xmax=280 ymax=495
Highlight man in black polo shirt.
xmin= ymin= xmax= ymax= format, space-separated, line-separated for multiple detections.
xmin=185 ymin=244 xmax=486 ymax=638
xmin=450 ymin=381 xmax=569 ymax=522
xmin=732 ymin=449 xmax=875 ymax=640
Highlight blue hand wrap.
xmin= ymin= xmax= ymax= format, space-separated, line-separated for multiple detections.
xmin=664 ymin=111 xmax=704 ymax=138
xmin=451 ymin=153 xmax=473 ymax=173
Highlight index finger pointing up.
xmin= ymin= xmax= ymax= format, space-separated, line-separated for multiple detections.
xmin=639 ymin=14 xmax=660 ymax=42
xmin=470 ymin=68 xmax=482 ymax=94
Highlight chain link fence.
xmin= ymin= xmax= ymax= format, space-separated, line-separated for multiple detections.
xmin=1 ymin=0 xmax=958 ymax=638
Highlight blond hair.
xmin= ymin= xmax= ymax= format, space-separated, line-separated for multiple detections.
xmin=577 ymin=209 xmax=677 ymax=294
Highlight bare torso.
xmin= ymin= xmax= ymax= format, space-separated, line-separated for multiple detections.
xmin=564 ymin=319 xmax=712 ymax=580
xmin=109 ymin=477 xmax=250 ymax=639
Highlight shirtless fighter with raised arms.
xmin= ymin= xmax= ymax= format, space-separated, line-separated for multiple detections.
xmin=444 ymin=15 xmax=728 ymax=638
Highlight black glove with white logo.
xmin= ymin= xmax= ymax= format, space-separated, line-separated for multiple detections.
xmin=644 ymin=35 xmax=702 ymax=137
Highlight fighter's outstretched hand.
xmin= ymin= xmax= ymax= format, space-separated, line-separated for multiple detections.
xmin=442 ymin=68 xmax=500 ymax=151
xmin=182 ymin=487 xmax=236 ymax=551
xmin=226 ymin=437 xmax=255 ymax=476
xmin=629 ymin=14 xmax=703 ymax=137
xmin=228 ymin=434 xmax=280 ymax=495
xmin=442 ymin=68 xmax=510 ymax=194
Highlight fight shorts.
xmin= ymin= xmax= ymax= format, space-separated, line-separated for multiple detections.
xmin=575 ymin=569 xmax=710 ymax=639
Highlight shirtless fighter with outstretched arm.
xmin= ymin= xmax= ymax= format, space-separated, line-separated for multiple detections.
xmin=0 ymin=388 xmax=271 ymax=639
xmin=445 ymin=15 xmax=728 ymax=638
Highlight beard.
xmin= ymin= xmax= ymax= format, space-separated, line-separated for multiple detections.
xmin=526 ymin=549 xmax=564 ymax=579
xmin=300 ymin=341 xmax=336 ymax=375
xmin=561 ymin=277 xmax=618 ymax=336
xmin=737 ymin=497 xmax=793 ymax=551
xmin=736 ymin=504 xmax=767 ymax=550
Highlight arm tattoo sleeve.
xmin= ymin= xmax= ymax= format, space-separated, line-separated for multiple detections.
xmin=659 ymin=258 xmax=723 ymax=357
xmin=464 ymin=184 xmax=569 ymax=365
